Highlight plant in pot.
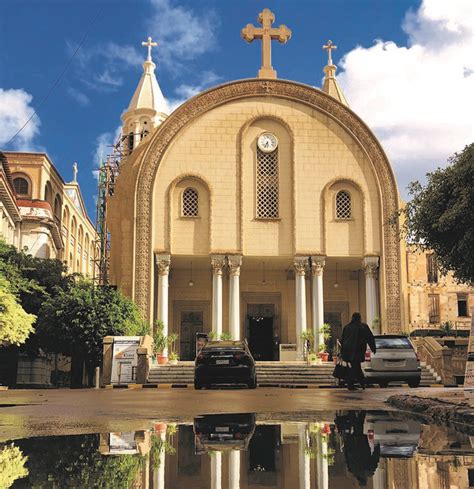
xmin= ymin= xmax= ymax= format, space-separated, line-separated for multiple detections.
xmin=168 ymin=351 xmax=179 ymax=365
xmin=208 ymin=331 xmax=218 ymax=341
xmin=307 ymin=351 xmax=318 ymax=366
xmin=167 ymin=333 xmax=179 ymax=364
xmin=300 ymin=329 xmax=314 ymax=360
xmin=153 ymin=320 xmax=170 ymax=365
xmin=318 ymin=323 xmax=332 ymax=362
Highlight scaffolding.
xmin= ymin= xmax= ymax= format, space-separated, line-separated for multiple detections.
xmin=93 ymin=136 xmax=128 ymax=285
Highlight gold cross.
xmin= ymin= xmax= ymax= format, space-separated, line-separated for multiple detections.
xmin=323 ymin=40 xmax=337 ymax=66
xmin=142 ymin=36 xmax=158 ymax=62
xmin=241 ymin=8 xmax=292 ymax=79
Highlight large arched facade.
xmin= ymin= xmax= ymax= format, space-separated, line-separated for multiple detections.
xmin=109 ymin=78 xmax=402 ymax=359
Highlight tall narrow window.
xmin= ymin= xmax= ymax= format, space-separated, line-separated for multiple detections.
xmin=426 ymin=253 xmax=438 ymax=283
xmin=13 ymin=177 xmax=29 ymax=196
xmin=335 ymin=190 xmax=352 ymax=219
xmin=256 ymin=146 xmax=279 ymax=219
xmin=457 ymin=294 xmax=468 ymax=317
xmin=182 ymin=187 xmax=199 ymax=217
xmin=428 ymin=294 xmax=440 ymax=324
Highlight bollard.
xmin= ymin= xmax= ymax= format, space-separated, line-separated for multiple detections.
xmin=95 ymin=366 xmax=100 ymax=389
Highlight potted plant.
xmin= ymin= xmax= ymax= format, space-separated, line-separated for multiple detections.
xmin=220 ymin=332 xmax=232 ymax=340
xmin=307 ymin=351 xmax=318 ymax=366
xmin=301 ymin=329 xmax=314 ymax=360
xmin=153 ymin=321 xmax=169 ymax=365
xmin=208 ymin=331 xmax=218 ymax=341
xmin=318 ymin=323 xmax=332 ymax=362
xmin=169 ymin=351 xmax=179 ymax=365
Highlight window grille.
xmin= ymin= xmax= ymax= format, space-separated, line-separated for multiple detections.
xmin=426 ymin=254 xmax=438 ymax=283
xmin=428 ymin=294 xmax=440 ymax=323
xmin=256 ymin=147 xmax=279 ymax=219
xmin=13 ymin=177 xmax=29 ymax=196
xmin=336 ymin=190 xmax=352 ymax=219
xmin=182 ymin=188 xmax=199 ymax=217
xmin=457 ymin=294 xmax=468 ymax=317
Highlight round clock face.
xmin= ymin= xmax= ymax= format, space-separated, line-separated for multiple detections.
xmin=257 ymin=132 xmax=278 ymax=153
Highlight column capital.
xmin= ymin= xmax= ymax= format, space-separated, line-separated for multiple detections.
xmin=227 ymin=255 xmax=242 ymax=276
xmin=155 ymin=253 xmax=171 ymax=275
xmin=310 ymin=255 xmax=325 ymax=276
xmin=210 ymin=255 xmax=226 ymax=276
xmin=294 ymin=256 xmax=309 ymax=276
xmin=363 ymin=255 xmax=379 ymax=278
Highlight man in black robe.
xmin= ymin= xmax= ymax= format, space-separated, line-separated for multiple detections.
xmin=341 ymin=312 xmax=376 ymax=390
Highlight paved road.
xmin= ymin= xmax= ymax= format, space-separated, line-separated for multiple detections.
xmin=0 ymin=386 xmax=453 ymax=442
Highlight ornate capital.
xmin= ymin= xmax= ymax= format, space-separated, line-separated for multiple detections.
xmin=310 ymin=255 xmax=325 ymax=276
xmin=363 ymin=256 xmax=379 ymax=279
xmin=227 ymin=255 xmax=242 ymax=277
xmin=210 ymin=255 xmax=226 ymax=276
xmin=294 ymin=257 xmax=308 ymax=276
xmin=155 ymin=254 xmax=171 ymax=276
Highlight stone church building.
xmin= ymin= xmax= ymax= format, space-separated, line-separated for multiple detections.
xmin=108 ymin=11 xmax=470 ymax=361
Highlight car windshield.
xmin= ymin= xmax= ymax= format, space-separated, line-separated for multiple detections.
xmin=375 ymin=337 xmax=413 ymax=349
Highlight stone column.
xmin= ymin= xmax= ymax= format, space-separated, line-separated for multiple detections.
xmin=294 ymin=257 xmax=308 ymax=360
xmin=153 ymin=432 xmax=166 ymax=489
xmin=156 ymin=254 xmax=171 ymax=350
xmin=228 ymin=256 xmax=242 ymax=341
xmin=298 ymin=424 xmax=311 ymax=489
xmin=311 ymin=256 xmax=325 ymax=352
xmin=211 ymin=451 xmax=222 ymax=489
xmin=211 ymin=255 xmax=225 ymax=337
xmin=229 ymin=450 xmax=240 ymax=489
xmin=363 ymin=256 xmax=380 ymax=332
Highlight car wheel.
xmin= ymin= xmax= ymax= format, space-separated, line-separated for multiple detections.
xmin=247 ymin=376 xmax=257 ymax=389
xmin=408 ymin=380 xmax=420 ymax=388
xmin=378 ymin=381 xmax=388 ymax=388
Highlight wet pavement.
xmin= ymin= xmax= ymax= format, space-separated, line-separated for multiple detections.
xmin=3 ymin=410 xmax=474 ymax=488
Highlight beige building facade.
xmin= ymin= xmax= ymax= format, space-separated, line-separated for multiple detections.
xmin=3 ymin=152 xmax=97 ymax=277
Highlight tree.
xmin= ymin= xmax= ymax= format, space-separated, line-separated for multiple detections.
xmin=0 ymin=276 xmax=36 ymax=346
xmin=0 ymin=444 xmax=28 ymax=487
xmin=400 ymin=143 xmax=474 ymax=284
xmin=36 ymin=280 xmax=148 ymax=381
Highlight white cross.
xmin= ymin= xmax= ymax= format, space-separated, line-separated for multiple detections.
xmin=323 ymin=40 xmax=337 ymax=66
xmin=142 ymin=36 xmax=158 ymax=61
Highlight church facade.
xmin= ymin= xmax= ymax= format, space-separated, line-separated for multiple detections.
xmin=108 ymin=11 xmax=410 ymax=361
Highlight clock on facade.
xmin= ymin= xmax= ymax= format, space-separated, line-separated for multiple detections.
xmin=257 ymin=132 xmax=278 ymax=153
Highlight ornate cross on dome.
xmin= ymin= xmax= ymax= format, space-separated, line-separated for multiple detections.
xmin=142 ymin=36 xmax=158 ymax=62
xmin=323 ymin=40 xmax=337 ymax=66
xmin=241 ymin=8 xmax=292 ymax=79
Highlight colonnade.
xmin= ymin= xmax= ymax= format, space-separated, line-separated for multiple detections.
xmin=154 ymin=253 xmax=380 ymax=356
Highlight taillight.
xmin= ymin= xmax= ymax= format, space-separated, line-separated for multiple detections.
xmin=234 ymin=353 xmax=243 ymax=360
xmin=365 ymin=349 xmax=372 ymax=362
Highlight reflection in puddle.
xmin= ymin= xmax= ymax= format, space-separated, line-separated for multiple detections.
xmin=4 ymin=411 xmax=474 ymax=488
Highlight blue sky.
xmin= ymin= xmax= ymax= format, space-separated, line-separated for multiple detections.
xmin=1 ymin=0 xmax=472 ymax=219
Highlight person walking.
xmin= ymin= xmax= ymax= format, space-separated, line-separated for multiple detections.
xmin=341 ymin=312 xmax=376 ymax=390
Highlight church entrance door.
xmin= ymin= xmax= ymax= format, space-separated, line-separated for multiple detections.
xmin=180 ymin=311 xmax=205 ymax=361
xmin=247 ymin=304 xmax=275 ymax=361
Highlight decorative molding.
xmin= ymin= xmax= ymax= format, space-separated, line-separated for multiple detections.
xmin=134 ymin=78 xmax=401 ymax=330
xmin=210 ymin=255 xmax=226 ymax=276
xmin=294 ymin=256 xmax=309 ymax=276
xmin=155 ymin=253 xmax=171 ymax=276
xmin=310 ymin=255 xmax=326 ymax=276
xmin=363 ymin=255 xmax=379 ymax=279
xmin=227 ymin=255 xmax=242 ymax=277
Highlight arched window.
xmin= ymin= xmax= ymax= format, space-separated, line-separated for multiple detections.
xmin=44 ymin=182 xmax=52 ymax=204
xmin=182 ymin=187 xmax=199 ymax=217
xmin=256 ymin=146 xmax=279 ymax=219
xmin=13 ymin=177 xmax=29 ymax=196
xmin=335 ymin=190 xmax=352 ymax=219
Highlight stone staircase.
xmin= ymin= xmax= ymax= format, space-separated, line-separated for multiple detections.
xmin=147 ymin=361 xmax=441 ymax=387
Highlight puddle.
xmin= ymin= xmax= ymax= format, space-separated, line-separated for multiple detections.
xmin=3 ymin=410 xmax=474 ymax=488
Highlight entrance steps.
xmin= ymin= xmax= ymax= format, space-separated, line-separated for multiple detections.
xmin=147 ymin=361 xmax=441 ymax=387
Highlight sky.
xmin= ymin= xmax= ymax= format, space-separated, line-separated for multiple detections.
xmin=1 ymin=0 xmax=473 ymax=219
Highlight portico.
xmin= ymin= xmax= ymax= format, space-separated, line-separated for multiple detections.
xmin=154 ymin=253 xmax=380 ymax=360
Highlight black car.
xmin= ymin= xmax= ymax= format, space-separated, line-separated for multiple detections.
xmin=194 ymin=413 xmax=256 ymax=454
xmin=194 ymin=340 xmax=257 ymax=389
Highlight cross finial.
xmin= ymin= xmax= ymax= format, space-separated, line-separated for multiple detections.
xmin=72 ymin=162 xmax=78 ymax=182
xmin=241 ymin=9 xmax=292 ymax=79
xmin=142 ymin=36 xmax=158 ymax=62
xmin=323 ymin=40 xmax=337 ymax=66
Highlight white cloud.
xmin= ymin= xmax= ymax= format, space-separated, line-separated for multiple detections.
xmin=167 ymin=70 xmax=222 ymax=112
xmin=147 ymin=0 xmax=219 ymax=73
xmin=67 ymin=86 xmax=90 ymax=106
xmin=0 ymin=88 xmax=41 ymax=150
xmin=337 ymin=0 xmax=474 ymax=196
